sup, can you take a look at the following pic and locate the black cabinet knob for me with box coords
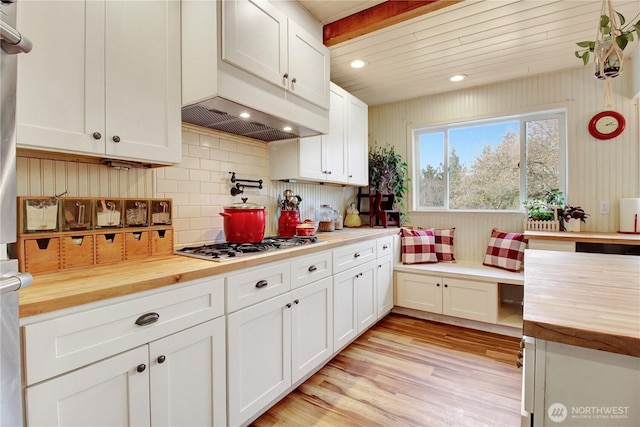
[286,303,292,308]
[112,135,121,143]
[157,355,166,364]
[294,299,299,304]
[92,132,102,140]
[136,364,146,373]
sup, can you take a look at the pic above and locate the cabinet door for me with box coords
[333,268,357,352]
[376,254,394,318]
[324,86,348,183]
[291,277,333,383]
[287,19,330,109]
[299,135,327,181]
[346,94,369,186]
[25,346,149,427]
[356,261,377,333]
[104,0,181,164]
[442,278,498,323]
[395,272,443,313]
[149,317,226,427]
[227,293,292,426]
[17,0,105,155]
[222,0,287,88]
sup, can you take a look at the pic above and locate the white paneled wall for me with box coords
[370,64,640,236]
[16,158,153,198]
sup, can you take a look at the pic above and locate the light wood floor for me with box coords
[252,313,522,427]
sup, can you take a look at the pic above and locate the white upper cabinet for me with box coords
[222,0,329,109]
[269,82,368,186]
[222,0,288,86]
[16,0,181,165]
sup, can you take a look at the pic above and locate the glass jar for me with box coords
[317,204,336,232]
[333,208,343,230]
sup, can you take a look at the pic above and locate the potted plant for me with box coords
[523,189,565,231]
[368,143,410,223]
[561,205,589,232]
[574,7,640,78]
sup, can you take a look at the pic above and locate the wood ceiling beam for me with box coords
[323,0,464,47]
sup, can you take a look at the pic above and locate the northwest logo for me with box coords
[548,403,568,423]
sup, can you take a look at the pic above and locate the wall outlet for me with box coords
[599,201,610,214]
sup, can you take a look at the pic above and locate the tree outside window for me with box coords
[413,111,565,211]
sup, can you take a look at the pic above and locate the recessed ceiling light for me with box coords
[350,59,368,69]
[283,126,292,132]
[239,112,250,118]
[450,74,467,82]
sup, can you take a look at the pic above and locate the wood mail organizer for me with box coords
[14,197,173,274]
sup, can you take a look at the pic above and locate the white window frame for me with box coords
[410,109,567,212]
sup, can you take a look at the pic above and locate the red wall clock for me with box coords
[588,110,626,140]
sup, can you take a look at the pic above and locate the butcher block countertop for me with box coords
[525,230,640,244]
[523,250,640,357]
[19,227,399,318]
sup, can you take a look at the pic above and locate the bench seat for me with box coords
[394,261,524,285]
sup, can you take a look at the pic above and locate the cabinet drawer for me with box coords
[226,261,291,313]
[332,240,376,274]
[376,236,394,258]
[22,277,224,386]
[290,250,332,289]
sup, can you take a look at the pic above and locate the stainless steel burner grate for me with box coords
[176,236,319,261]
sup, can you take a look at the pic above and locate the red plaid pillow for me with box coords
[483,229,527,272]
[401,228,437,264]
[434,228,456,262]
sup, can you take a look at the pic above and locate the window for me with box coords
[412,111,566,211]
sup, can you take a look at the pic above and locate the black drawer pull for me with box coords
[294,299,299,304]
[308,265,317,272]
[256,280,268,288]
[354,253,360,258]
[286,303,292,308]
[382,244,389,250]
[135,312,159,326]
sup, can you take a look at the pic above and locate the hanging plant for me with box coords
[574,3,640,79]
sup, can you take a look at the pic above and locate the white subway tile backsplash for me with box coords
[188,144,210,159]
[156,179,178,193]
[164,167,190,181]
[199,134,220,149]
[189,169,211,182]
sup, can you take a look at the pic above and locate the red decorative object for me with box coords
[588,110,626,140]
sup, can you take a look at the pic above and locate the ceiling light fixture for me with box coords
[350,59,368,69]
[450,74,467,82]
[239,112,250,118]
[283,126,292,132]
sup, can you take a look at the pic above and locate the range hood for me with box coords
[182,97,321,143]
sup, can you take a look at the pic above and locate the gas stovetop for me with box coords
[175,236,320,262]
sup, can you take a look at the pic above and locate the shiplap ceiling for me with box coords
[297,0,640,106]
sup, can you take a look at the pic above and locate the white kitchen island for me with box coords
[521,250,640,427]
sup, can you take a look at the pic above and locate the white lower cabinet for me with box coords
[333,260,377,352]
[396,272,498,323]
[376,254,394,319]
[227,277,333,426]
[22,278,226,427]
[25,317,226,427]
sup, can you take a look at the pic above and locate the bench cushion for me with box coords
[394,260,524,286]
